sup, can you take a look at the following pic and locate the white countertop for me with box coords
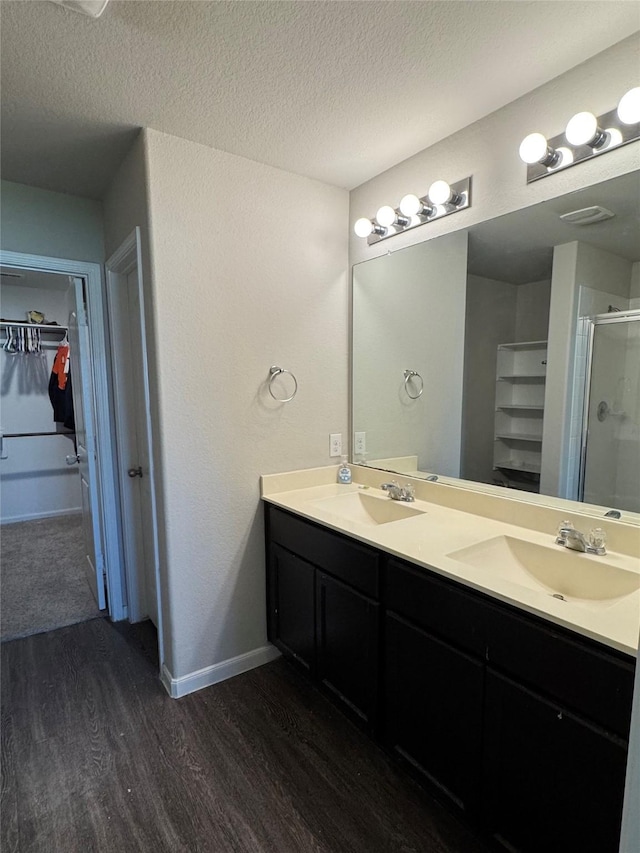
[262,471,640,658]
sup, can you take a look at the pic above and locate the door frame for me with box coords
[578,308,640,503]
[105,229,163,651]
[0,249,127,620]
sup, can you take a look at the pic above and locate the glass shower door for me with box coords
[580,311,640,513]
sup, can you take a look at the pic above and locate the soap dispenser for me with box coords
[337,456,352,484]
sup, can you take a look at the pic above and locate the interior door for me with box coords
[68,277,106,610]
[107,241,158,624]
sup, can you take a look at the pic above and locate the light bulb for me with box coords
[555,147,574,167]
[519,132,550,164]
[565,112,600,146]
[399,194,422,217]
[427,180,454,206]
[376,205,397,227]
[604,128,623,147]
[617,87,640,125]
[354,218,373,238]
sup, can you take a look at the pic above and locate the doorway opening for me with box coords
[0,268,104,639]
[0,247,162,668]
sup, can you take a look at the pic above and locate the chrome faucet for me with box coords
[556,521,607,556]
[381,481,415,502]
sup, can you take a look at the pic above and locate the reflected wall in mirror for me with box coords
[352,171,640,515]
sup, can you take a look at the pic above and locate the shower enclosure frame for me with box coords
[578,308,640,505]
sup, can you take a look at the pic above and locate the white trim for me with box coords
[0,250,127,620]
[1,507,82,525]
[160,645,281,699]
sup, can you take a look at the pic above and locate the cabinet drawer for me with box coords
[386,557,487,657]
[268,506,379,598]
[486,605,635,739]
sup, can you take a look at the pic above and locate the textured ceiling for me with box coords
[1,0,639,199]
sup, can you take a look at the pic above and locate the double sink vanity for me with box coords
[261,464,639,853]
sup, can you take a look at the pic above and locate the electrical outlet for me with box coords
[354,431,366,456]
[329,433,342,457]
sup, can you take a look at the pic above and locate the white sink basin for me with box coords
[448,535,640,606]
[310,491,426,526]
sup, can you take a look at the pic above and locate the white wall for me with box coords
[461,274,516,484]
[0,282,81,522]
[353,232,468,475]
[350,35,639,267]
[142,128,349,681]
[0,180,104,262]
[515,279,552,342]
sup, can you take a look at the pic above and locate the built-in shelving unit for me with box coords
[493,340,547,488]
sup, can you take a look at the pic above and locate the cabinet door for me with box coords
[483,670,627,853]
[268,544,315,673]
[316,572,379,728]
[384,612,484,812]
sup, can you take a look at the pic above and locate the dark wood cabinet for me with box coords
[264,503,634,853]
[483,671,628,853]
[268,544,316,673]
[316,571,379,727]
[384,612,484,812]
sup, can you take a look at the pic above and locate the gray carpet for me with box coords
[1,514,103,642]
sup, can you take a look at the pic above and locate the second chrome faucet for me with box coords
[556,521,607,555]
[381,481,415,502]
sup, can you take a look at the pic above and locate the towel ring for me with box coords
[268,365,298,402]
[404,369,423,399]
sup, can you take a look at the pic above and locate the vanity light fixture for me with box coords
[354,176,472,245]
[520,86,640,183]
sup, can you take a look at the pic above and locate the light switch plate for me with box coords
[330,433,342,457]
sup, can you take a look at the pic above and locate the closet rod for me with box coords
[1,431,75,438]
[0,321,68,332]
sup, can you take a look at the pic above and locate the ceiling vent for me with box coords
[49,0,109,18]
[559,205,615,226]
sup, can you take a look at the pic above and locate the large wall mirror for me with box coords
[352,170,640,520]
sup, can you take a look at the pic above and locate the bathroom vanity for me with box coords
[262,468,639,853]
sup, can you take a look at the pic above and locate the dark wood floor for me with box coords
[1,618,492,853]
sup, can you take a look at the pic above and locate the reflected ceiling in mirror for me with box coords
[352,171,640,522]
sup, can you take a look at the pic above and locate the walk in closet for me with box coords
[0,268,102,641]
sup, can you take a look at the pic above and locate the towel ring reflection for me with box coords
[404,369,423,399]
[268,365,298,402]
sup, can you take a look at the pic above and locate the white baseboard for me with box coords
[160,643,281,699]
[1,507,82,525]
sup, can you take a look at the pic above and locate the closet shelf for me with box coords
[495,433,543,443]
[1,320,68,334]
[495,461,542,475]
[496,405,544,412]
[497,340,547,351]
[494,339,548,492]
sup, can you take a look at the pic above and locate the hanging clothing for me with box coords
[48,343,75,430]
[51,343,70,390]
